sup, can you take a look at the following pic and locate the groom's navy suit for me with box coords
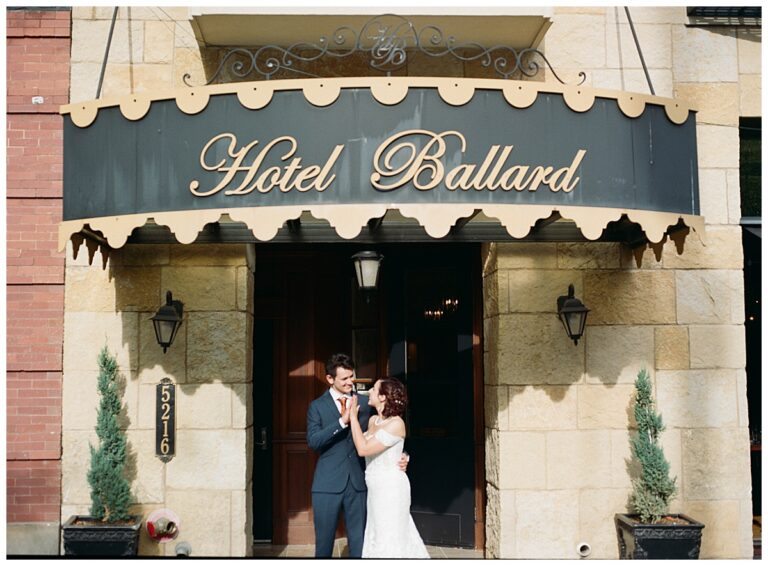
[307,390,371,558]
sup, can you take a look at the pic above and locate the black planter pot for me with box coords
[615,513,705,559]
[62,515,142,557]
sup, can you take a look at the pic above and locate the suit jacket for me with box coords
[307,391,371,493]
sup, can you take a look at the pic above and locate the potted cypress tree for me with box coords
[61,346,142,556]
[615,368,704,559]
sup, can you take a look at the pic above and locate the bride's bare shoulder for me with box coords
[383,416,406,437]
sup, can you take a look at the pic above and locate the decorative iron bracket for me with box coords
[185,13,585,86]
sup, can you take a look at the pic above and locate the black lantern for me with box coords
[557,284,589,346]
[351,251,383,291]
[151,291,184,353]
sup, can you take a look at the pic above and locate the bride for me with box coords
[349,378,430,559]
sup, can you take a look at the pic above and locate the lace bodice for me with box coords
[364,428,404,474]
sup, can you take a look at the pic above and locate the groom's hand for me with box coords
[397,451,409,472]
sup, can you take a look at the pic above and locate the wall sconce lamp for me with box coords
[151,291,184,353]
[556,284,589,346]
[351,251,384,297]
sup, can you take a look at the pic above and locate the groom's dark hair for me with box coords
[326,352,354,377]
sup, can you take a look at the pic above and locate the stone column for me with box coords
[61,244,254,557]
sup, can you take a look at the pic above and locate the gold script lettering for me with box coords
[371,130,466,191]
[189,133,344,197]
[371,129,586,194]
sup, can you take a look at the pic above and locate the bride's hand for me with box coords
[349,394,360,420]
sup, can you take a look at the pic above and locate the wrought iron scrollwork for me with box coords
[184,13,586,86]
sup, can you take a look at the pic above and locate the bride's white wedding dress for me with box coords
[362,427,430,559]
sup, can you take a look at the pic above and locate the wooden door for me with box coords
[253,245,483,547]
[253,250,350,544]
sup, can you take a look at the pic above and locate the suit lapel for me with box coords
[323,390,340,421]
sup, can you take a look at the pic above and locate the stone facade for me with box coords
[60,244,254,557]
[60,5,756,559]
[483,8,755,558]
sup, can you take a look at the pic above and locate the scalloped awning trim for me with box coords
[59,204,705,257]
[61,77,695,128]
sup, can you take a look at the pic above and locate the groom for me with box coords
[306,353,370,558]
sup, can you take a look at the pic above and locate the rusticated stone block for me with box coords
[166,430,247,490]
[677,270,744,324]
[681,427,751,500]
[498,314,585,385]
[579,488,632,558]
[739,74,761,116]
[696,168,729,225]
[237,267,254,314]
[230,490,252,557]
[606,23,672,69]
[610,429,635,489]
[546,430,612,489]
[132,63,174,93]
[63,369,138,432]
[162,266,238,311]
[174,383,234,429]
[673,25,738,82]
[481,243,497,277]
[696,124,740,169]
[545,14,607,70]
[656,370,739,429]
[169,244,248,266]
[514,489,580,558]
[65,265,161,312]
[736,369,749,428]
[498,432,546,489]
[654,326,689,370]
[586,325,654,384]
[63,312,139,372]
[166,490,232,556]
[496,242,557,269]
[109,244,170,266]
[498,489,517,558]
[231,383,253,429]
[485,428,499,489]
[506,270,582,313]
[143,20,174,64]
[578,384,635,429]
[683,499,753,559]
[674,83,739,127]
[584,271,676,325]
[124,430,165,504]
[187,312,248,383]
[60,431,98,505]
[557,243,620,270]
[484,385,508,430]
[726,169,742,225]
[507,385,577,430]
[662,225,743,269]
[737,30,761,74]
[483,270,500,317]
[485,483,500,558]
[689,325,746,369]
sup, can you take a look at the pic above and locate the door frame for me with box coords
[251,243,486,548]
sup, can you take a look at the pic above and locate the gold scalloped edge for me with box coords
[62,77,696,128]
[59,204,706,263]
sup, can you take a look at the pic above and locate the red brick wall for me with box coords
[6,8,70,524]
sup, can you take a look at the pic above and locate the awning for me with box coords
[59,77,704,264]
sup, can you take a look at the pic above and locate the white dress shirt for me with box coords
[329,388,352,429]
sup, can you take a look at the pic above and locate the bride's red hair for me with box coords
[377,378,408,418]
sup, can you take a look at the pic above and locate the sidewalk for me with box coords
[252,539,483,558]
